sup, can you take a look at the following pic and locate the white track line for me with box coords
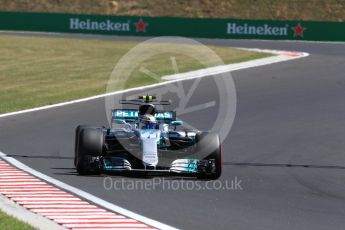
[0,182,46,185]
[0,155,177,230]
[0,177,35,180]
[0,179,42,182]
[0,193,64,230]
[0,49,308,120]
[17,201,89,205]
[9,194,75,197]
[64,223,150,228]
[55,219,138,223]
[162,50,308,81]
[13,198,82,201]
[3,30,345,44]
[71,229,154,230]
[0,48,309,230]
[31,209,108,213]
[48,215,125,219]
[0,173,30,175]
[42,213,119,217]
[2,192,67,195]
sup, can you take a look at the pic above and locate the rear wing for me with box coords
[112,109,176,123]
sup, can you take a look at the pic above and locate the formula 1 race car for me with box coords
[74,95,222,179]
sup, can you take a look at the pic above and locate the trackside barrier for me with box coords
[0,12,344,41]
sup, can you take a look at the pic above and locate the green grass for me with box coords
[0,35,271,113]
[0,210,37,230]
[1,0,344,21]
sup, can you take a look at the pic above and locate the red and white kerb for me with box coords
[0,159,156,230]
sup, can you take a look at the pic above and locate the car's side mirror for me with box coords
[170,120,183,127]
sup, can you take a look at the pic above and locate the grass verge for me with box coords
[0,210,37,230]
[0,0,344,22]
[0,35,272,113]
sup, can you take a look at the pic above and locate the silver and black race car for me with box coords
[74,95,222,179]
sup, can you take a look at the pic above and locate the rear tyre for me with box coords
[195,132,222,180]
[75,127,104,175]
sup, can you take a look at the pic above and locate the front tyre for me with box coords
[74,125,93,167]
[195,132,222,180]
[75,127,104,175]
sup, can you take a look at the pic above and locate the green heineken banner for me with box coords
[0,11,345,41]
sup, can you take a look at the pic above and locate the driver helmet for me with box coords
[141,114,157,129]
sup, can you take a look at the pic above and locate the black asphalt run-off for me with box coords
[1,34,345,230]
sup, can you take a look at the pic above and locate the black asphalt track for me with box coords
[0,34,345,230]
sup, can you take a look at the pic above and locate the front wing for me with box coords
[102,157,216,175]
